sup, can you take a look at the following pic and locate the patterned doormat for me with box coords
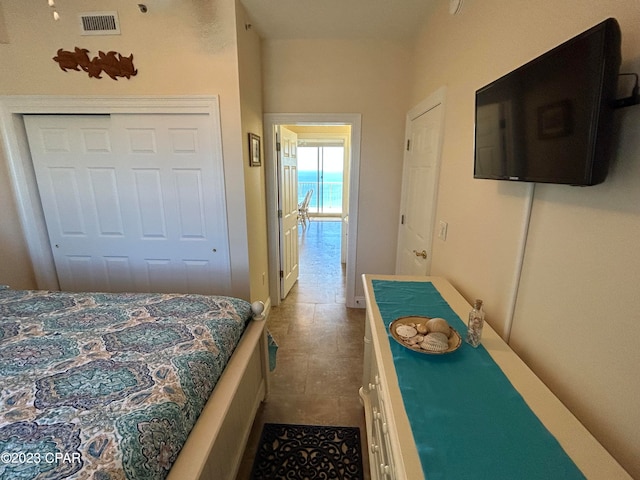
[250,423,364,480]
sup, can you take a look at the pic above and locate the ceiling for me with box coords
[239,0,439,41]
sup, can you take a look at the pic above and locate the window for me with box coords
[298,141,344,216]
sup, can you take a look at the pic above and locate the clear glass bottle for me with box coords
[465,299,484,347]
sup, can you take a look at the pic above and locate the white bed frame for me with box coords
[167,303,269,480]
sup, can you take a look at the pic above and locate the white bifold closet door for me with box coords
[24,114,231,295]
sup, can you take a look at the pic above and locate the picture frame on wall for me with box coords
[249,133,261,167]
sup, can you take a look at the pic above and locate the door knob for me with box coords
[413,249,427,259]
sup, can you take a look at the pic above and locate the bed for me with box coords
[0,285,269,480]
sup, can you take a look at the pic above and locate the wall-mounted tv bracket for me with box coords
[613,73,640,108]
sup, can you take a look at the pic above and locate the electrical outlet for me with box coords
[438,221,448,241]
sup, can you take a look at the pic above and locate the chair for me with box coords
[298,189,313,228]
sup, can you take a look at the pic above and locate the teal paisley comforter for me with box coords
[0,286,252,480]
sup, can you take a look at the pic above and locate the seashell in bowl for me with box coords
[420,332,449,352]
[396,324,417,339]
[416,323,429,335]
[425,317,451,337]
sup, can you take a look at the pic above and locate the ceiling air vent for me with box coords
[79,12,120,36]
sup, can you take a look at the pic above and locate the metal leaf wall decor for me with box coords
[53,47,137,80]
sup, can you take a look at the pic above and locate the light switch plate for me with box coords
[438,221,448,241]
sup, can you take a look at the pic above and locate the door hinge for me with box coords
[406,139,411,151]
[280,270,284,278]
[278,209,283,218]
[276,142,281,152]
[401,214,405,225]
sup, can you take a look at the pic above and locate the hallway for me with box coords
[237,220,369,479]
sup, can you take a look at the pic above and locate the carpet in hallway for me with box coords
[250,423,363,480]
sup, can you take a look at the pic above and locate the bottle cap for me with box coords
[474,299,483,308]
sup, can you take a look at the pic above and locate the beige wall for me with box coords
[0,2,8,44]
[0,0,254,299]
[236,0,270,304]
[262,38,412,297]
[0,138,36,289]
[285,125,351,136]
[410,1,640,476]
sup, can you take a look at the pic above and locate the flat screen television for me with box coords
[474,18,621,186]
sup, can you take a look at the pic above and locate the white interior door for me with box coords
[24,113,231,294]
[396,102,444,275]
[277,126,299,298]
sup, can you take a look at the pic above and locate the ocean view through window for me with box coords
[298,145,344,215]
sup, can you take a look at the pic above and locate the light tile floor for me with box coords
[236,220,370,479]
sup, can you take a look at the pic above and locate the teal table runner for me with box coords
[371,280,585,480]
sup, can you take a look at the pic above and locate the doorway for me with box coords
[264,114,361,308]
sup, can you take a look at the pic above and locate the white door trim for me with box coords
[264,113,362,308]
[0,95,227,291]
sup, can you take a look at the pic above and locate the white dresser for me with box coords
[359,274,630,480]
